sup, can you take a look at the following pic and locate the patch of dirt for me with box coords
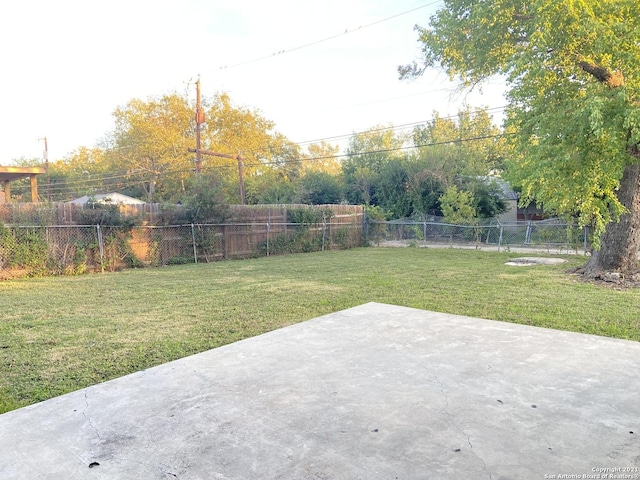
[505,257,568,266]
[568,267,640,289]
[0,268,31,280]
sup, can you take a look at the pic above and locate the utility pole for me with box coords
[190,79,246,204]
[237,154,245,206]
[195,78,205,174]
[188,148,246,204]
[39,136,50,202]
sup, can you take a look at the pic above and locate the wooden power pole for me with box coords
[187,148,246,204]
[191,79,246,204]
[195,79,205,174]
[38,136,50,202]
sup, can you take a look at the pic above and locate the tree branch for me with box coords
[578,60,624,88]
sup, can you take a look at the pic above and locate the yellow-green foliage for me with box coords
[404,0,640,247]
[440,186,476,225]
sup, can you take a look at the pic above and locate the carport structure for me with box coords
[0,166,45,203]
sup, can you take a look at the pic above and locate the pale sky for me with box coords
[0,0,506,164]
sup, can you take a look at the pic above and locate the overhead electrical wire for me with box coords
[190,0,503,161]
[45,129,512,198]
[48,104,508,190]
[217,1,442,71]
[245,132,514,169]
[19,0,509,201]
[44,105,509,196]
[315,86,456,114]
[254,105,508,153]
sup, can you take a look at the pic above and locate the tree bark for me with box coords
[578,61,625,88]
[577,59,635,278]
[584,163,640,277]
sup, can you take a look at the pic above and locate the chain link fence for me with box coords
[366,218,590,254]
[0,220,365,277]
[1,211,592,278]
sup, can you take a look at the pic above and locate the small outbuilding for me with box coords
[0,166,46,203]
[67,192,146,206]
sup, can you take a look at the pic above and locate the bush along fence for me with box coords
[366,217,591,253]
[0,206,365,277]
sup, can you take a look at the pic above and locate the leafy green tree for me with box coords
[346,165,376,206]
[342,127,408,205]
[405,107,506,219]
[95,91,299,205]
[50,148,115,200]
[201,94,304,201]
[244,169,295,204]
[440,186,476,225]
[295,171,344,205]
[401,0,640,276]
[413,107,507,184]
[181,172,229,223]
[109,93,193,203]
[301,142,342,175]
[264,134,304,182]
[375,159,413,218]
[404,161,446,218]
[456,177,508,219]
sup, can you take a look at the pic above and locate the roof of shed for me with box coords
[0,166,46,182]
[68,192,146,205]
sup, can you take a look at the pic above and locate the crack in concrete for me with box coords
[67,447,92,479]
[431,373,493,480]
[82,391,101,441]
[158,464,180,478]
[102,455,184,478]
[474,450,494,480]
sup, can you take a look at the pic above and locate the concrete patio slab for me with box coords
[1,302,639,480]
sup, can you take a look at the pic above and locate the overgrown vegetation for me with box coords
[25,95,508,229]
[0,222,50,275]
[0,205,364,277]
[401,0,640,276]
[180,172,231,224]
[261,206,336,254]
[2,247,638,414]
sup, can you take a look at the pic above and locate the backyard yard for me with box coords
[1,247,639,414]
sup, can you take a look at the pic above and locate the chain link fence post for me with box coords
[266,208,271,257]
[266,221,271,257]
[321,217,327,251]
[95,224,104,272]
[363,210,369,245]
[191,223,197,264]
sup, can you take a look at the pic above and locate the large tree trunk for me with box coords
[584,163,640,277]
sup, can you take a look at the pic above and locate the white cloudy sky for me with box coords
[0,0,506,163]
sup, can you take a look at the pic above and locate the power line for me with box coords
[45,106,508,197]
[246,132,513,169]
[264,105,508,150]
[216,2,441,71]
[316,87,455,114]
[46,130,510,198]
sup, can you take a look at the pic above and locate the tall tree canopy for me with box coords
[301,141,341,175]
[49,147,112,200]
[342,127,408,206]
[110,94,193,202]
[402,0,640,276]
[413,106,507,183]
[55,92,297,204]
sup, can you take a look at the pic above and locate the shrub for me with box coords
[0,223,49,275]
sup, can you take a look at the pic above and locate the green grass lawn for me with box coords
[1,247,639,414]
